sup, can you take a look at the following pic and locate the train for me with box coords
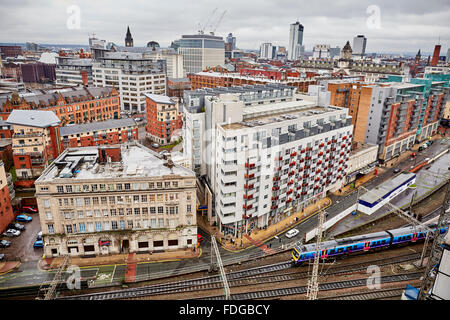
[292,224,449,265]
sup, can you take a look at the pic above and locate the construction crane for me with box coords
[210,235,230,299]
[209,10,227,35]
[197,8,218,35]
[306,206,326,300]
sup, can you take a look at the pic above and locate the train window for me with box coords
[329,249,335,254]
[381,240,385,244]
[353,245,357,249]
[407,235,411,240]
[337,248,343,253]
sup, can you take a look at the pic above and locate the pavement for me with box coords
[197,196,332,252]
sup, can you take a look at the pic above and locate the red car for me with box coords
[197,234,204,243]
[22,206,38,214]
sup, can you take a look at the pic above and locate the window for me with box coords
[103,221,110,231]
[109,196,115,204]
[86,210,92,217]
[79,223,85,233]
[142,207,148,215]
[76,198,83,206]
[134,208,140,215]
[133,195,140,203]
[66,225,73,234]
[77,211,83,218]
[92,197,99,205]
[102,209,108,217]
[187,205,192,213]
[150,207,156,214]
[45,212,52,220]
[43,199,51,208]
[112,221,118,230]
[48,224,54,234]
[110,209,116,216]
[84,198,91,206]
[65,186,72,193]
[141,195,147,203]
[116,184,122,191]
[158,218,164,228]
[57,186,64,193]
[95,222,102,232]
[127,220,133,229]
[101,197,107,205]
[91,185,98,192]
[158,206,164,214]
[124,183,130,190]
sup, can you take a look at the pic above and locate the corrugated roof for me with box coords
[59,118,137,136]
[6,109,60,128]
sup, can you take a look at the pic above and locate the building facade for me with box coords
[0,161,14,233]
[59,118,138,151]
[55,56,93,86]
[6,110,61,183]
[34,143,197,257]
[176,34,225,74]
[92,51,166,114]
[260,43,274,60]
[143,48,186,79]
[144,94,183,145]
[353,35,367,56]
[0,86,120,124]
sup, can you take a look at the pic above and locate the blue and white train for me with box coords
[292,224,448,265]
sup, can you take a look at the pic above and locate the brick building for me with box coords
[0,161,15,233]
[0,45,23,58]
[6,110,61,186]
[189,71,316,93]
[167,77,191,100]
[144,94,183,145]
[20,62,56,83]
[0,86,120,123]
[59,118,138,151]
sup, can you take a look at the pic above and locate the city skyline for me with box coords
[0,0,448,54]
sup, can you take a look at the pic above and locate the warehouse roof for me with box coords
[6,109,60,128]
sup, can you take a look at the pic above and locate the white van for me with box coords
[286,229,299,238]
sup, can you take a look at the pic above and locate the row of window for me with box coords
[50,180,189,193]
[48,216,191,234]
[47,205,188,220]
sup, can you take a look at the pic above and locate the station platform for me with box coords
[38,247,201,270]
[331,167,385,197]
[198,196,332,252]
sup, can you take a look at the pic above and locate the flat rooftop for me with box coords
[359,172,416,204]
[37,143,194,183]
[222,99,345,131]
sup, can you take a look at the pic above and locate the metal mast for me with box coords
[306,206,325,300]
[211,235,230,299]
[418,181,450,300]
[39,255,70,300]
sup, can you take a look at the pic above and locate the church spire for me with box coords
[125,26,133,47]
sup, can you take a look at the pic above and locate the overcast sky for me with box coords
[1,0,449,54]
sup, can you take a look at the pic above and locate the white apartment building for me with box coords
[183,84,352,236]
[92,52,166,114]
[353,35,367,56]
[143,48,186,79]
[34,142,197,257]
[260,43,274,60]
[176,34,225,74]
[288,21,304,61]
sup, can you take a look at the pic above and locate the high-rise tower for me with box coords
[288,21,304,60]
[125,26,133,47]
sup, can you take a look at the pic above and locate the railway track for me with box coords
[320,288,406,300]
[200,272,422,300]
[58,251,424,300]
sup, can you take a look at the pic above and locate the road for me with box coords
[0,139,448,291]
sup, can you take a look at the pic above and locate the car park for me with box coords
[33,240,44,248]
[16,214,32,222]
[2,229,20,237]
[8,223,25,231]
[286,229,299,238]
[22,206,38,214]
[0,240,11,248]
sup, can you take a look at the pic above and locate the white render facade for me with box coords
[215,104,353,236]
[92,52,166,114]
[182,84,352,237]
[34,143,197,258]
[143,48,186,79]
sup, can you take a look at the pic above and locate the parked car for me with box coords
[0,240,11,248]
[152,143,159,148]
[286,229,299,238]
[393,168,401,173]
[36,231,42,241]
[426,140,433,146]
[0,253,4,261]
[2,229,20,237]
[33,240,44,248]
[15,214,32,222]
[8,223,25,231]
[22,206,38,214]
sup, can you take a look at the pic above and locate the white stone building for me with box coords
[34,142,197,257]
